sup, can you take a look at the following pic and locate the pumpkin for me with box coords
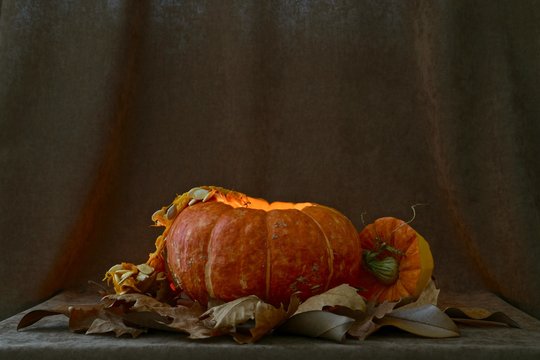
[357,217,434,303]
[106,186,362,306]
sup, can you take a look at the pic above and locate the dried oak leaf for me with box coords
[85,307,146,338]
[105,292,215,338]
[234,295,300,344]
[68,305,106,333]
[203,294,300,343]
[161,303,216,339]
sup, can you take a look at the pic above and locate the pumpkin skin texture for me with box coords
[357,217,434,303]
[164,187,361,306]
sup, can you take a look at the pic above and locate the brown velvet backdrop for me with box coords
[1,0,539,321]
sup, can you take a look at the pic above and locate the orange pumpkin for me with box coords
[357,217,434,303]
[110,186,362,306]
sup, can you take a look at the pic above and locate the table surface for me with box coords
[1,290,539,360]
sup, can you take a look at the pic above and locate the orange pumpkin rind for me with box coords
[104,186,362,306]
[357,217,434,303]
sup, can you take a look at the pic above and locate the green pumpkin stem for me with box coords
[363,248,400,285]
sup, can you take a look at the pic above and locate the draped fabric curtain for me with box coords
[1,0,539,320]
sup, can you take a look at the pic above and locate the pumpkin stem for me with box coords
[390,203,427,234]
[363,250,400,285]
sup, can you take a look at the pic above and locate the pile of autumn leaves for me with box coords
[17,280,518,343]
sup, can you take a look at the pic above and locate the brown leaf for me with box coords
[399,279,439,310]
[234,295,300,344]
[376,305,460,338]
[160,303,216,339]
[85,309,145,338]
[68,305,105,332]
[106,292,215,338]
[17,309,68,331]
[203,295,260,329]
[121,311,173,332]
[295,284,366,315]
[103,293,171,312]
[279,310,355,343]
[347,300,398,340]
[443,307,520,328]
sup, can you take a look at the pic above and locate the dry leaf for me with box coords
[282,283,366,340]
[347,300,398,340]
[444,306,520,328]
[203,295,260,329]
[85,309,145,338]
[17,308,69,331]
[68,305,105,332]
[122,311,173,331]
[104,293,170,312]
[234,295,300,344]
[376,305,460,338]
[279,310,355,342]
[295,284,366,315]
[160,303,216,339]
[106,292,216,338]
[399,279,439,310]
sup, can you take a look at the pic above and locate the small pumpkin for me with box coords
[357,217,434,303]
[106,186,362,306]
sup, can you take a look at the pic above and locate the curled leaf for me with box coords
[279,310,355,342]
[347,300,398,340]
[203,295,260,329]
[399,279,439,310]
[376,305,460,338]
[295,284,366,315]
[17,309,68,331]
[444,307,520,328]
[234,300,289,343]
[202,294,300,343]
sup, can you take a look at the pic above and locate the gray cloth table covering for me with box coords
[1,290,539,360]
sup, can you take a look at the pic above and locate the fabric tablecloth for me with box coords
[2,289,539,360]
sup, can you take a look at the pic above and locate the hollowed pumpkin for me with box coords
[357,217,434,303]
[110,186,362,306]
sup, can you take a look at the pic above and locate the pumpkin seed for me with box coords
[203,189,217,202]
[136,273,149,282]
[152,209,165,222]
[118,271,134,285]
[188,188,209,200]
[107,264,123,273]
[188,198,199,206]
[136,263,154,275]
[166,204,177,220]
[156,272,167,281]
